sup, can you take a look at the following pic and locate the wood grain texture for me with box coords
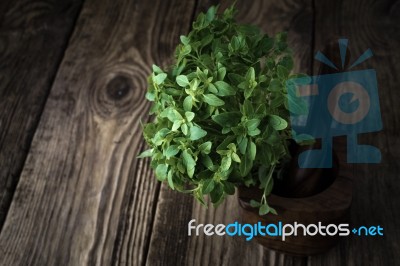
[0,0,195,265]
[145,184,195,266]
[0,0,83,229]
[308,0,400,265]
[185,194,265,266]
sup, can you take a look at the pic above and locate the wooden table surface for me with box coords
[0,0,399,265]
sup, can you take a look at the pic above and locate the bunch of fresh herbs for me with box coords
[139,5,298,215]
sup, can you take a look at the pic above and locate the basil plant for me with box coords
[139,5,296,215]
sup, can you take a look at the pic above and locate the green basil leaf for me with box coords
[190,126,207,140]
[269,207,278,215]
[223,181,235,195]
[268,79,281,92]
[155,164,168,181]
[221,127,231,134]
[202,179,215,194]
[201,34,214,47]
[180,35,190,45]
[270,94,284,109]
[231,152,241,163]
[221,156,232,171]
[145,91,155,101]
[280,56,294,70]
[227,143,236,152]
[218,67,227,80]
[244,85,255,99]
[152,64,164,74]
[181,123,188,135]
[165,88,183,96]
[260,37,274,52]
[203,94,225,106]
[293,133,315,145]
[248,140,256,161]
[269,115,288,130]
[137,149,153,158]
[201,154,214,170]
[287,94,308,115]
[161,107,183,122]
[245,67,255,82]
[211,112,241,127]
[259,144,272,165]
[154,73,167,85]
[185,111,195,122]
[182,150,196,178]
[217,135,235,151]
[176,75,189,87]
[277,65,289,79]
[199,141,212,154]
[194,190,206,206]
[181,44,192,56]
[245,119,260,131]
[210,183,224,204]
[250,199,261,208]
[167,170,175,190]
[165,145,179,158]
[239,152,253,177]
[242,100,254,116]
[214,81,235,96]
[259,204,270,215]
[208,83,218,94]
[238,137,248,155]
[248,128,261,136]
[205,5,217,22]
[265,178,274,196]
[172,120,182,131]
[227,73,244,86]
[183,96,193,111]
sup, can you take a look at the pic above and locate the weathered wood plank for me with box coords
[145,184,195,266]
[185,194,265,266]
[0,0,195,265]
[146,0,313,265]
[308,0,400,265]
[0,0,83,229]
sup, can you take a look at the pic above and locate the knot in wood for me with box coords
[89,64,146,119]
[106,75,132,101]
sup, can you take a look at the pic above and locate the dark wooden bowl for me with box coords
[238,173,352,256]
